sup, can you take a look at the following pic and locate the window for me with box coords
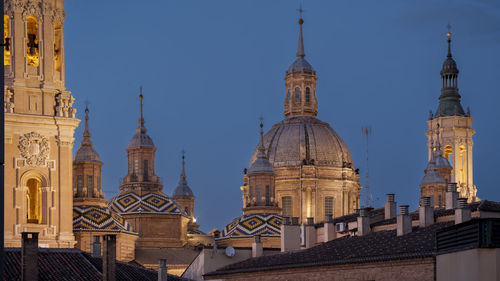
[256,186,261,205]
[286,89,290,103]
[185,207,190,216]
[87,176,94,197]
[97,176,101,193]
[305,87,311,103]
[27,178,41,224]
[143,159,149,181]
[324,196,334,217]
[54,21,62,71]
[77,175,83,197]
[4,15,10,65]
[265,185,270,205]
[294,87,300,103]
[438,195,442,208]
[134,159,139,175]
[249,186,254,200]
[282,196,292,217]
[26,16,39,66]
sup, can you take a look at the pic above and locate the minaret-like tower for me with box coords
[243,120,281,215]
[426,30,478,202]
[120,92,162,193]
[172,151,195,218]
[4,0,78,247]
[284,15,318,118]
[73,106,106,207]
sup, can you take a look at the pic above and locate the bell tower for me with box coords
[4,0,79,247]
[426,29,478,202]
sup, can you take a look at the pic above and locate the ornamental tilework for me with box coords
[109,192,186,216]
[73,206,135,233]
[221,213,283,238]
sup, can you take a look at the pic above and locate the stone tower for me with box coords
[426,31,478,202]
[3,0,78,247]
[72,106,106,207]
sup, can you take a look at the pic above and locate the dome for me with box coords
[250,117,354,169]
[441,57,458,74]
[109,191,187,216]
[73,205,136,234]
[173,182,194,197]
[219,213,282,239]
[248,157,274,174]
[421,169,446,185]
[434,155,452,169]
[74,146,101,162]
[286,57,315,75]
[128,132,154,147]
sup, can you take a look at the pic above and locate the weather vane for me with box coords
[297,2,305,19]
[84,98,90,110]
[446,23,452,38]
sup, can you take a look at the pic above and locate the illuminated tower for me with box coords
[426,30,478,202]
[3,0,79,247]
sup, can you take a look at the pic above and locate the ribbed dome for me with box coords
[74,146,101,162]
[250,117,353,168]
[421,168,446,185]
[441,57,458,75]
[286,57,315,75]
[128,132,154,147]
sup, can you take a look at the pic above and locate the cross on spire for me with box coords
[447,23,452,34]
[297,2,304,19]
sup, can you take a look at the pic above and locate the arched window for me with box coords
[249,186,254,201]
[294,87,300,103]
[87,176,94,197]
[77,175,83,197]
[324,196,334,217]
[54,21,62,71]
[143,159,149,181]
[256,185,261,205]
[4,14,10,65]
[27,178,41,224]
[282,196,292,217]
[185,207,190,216]
[26,16,39,67]
[305,88,311,103]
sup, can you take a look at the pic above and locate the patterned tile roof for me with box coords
[73,206,136,234]
[109,191,187,216]
[206,222,454,276]
[219,213,282,238]
[3,248,192,281]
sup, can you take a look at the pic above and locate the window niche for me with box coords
[294,87,301,103]
[4,14,11,66]
[26,16,40,67]
[54,21,62,71]
[26,178,42,224]
[305,87,311,103]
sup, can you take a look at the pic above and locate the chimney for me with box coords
[446,183,459,210]
[357,208,371,236]
[280,217,300,252]
[384,194,396,220]
[103,234,116,281]
[419,197,434,228]
[304,217,316,249]
[158,259,168,281]
[323,214,335,242]
[455,198,471,224]
[92,236,101,258]
[397,205,412,236]
[252,235,263,258]
[21,232,39,281]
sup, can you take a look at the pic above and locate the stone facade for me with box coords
[4,0,79,248]
[206,258,435,281]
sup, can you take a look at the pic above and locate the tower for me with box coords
[172,151,195,218]
[243,120,280,215]
[73,106,106,207]
[4,0,79,247]
[72,106,138,261]
[426,30,478,202]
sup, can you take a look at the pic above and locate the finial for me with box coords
[435,123,442,150]
[137,86,146,134]
[180,149,186,181]
[446,24,452,58]
[296,3,305,58]
[257,116,267,158]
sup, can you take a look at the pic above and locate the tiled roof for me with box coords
[109,191,187,216]
[73,205,136,234]
[219,213,282,239]
[4,248,193,281]
[206,221,453,276]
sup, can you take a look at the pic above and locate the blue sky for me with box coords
[64,0,500,232]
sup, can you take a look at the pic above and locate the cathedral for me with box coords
[2,0,487,279]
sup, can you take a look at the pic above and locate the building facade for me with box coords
[4,0,79,248]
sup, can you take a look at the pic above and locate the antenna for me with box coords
[361,126,373,207]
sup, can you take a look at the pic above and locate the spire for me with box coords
[173,150,194,197]
[257,116,266,158]
[137,86,147,134]
[446,24,452,58]
[248,118,274,174]
[82,102,91,146]
[296,5,305,58]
